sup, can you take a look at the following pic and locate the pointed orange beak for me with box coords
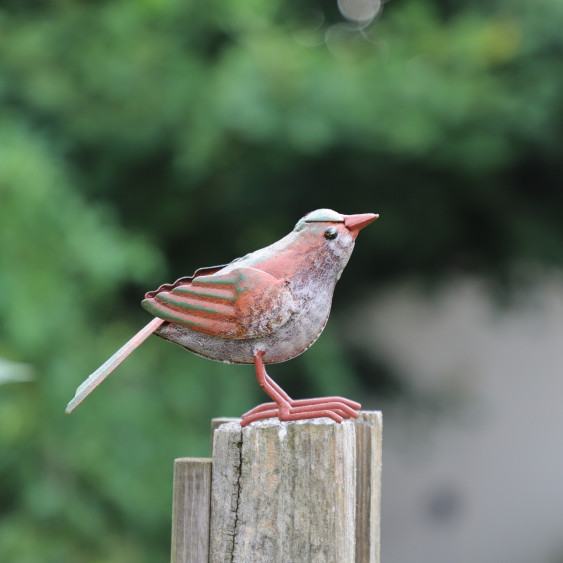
[343,213,379,239]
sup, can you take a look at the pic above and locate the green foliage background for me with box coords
[1,0,562,560]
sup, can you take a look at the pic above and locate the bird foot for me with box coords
[240,396,361,427]
[242,350,361,427]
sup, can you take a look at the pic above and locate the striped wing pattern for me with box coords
[144,264,228,299]
[141,267,294,339]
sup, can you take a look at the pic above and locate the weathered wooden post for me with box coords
[170,411,382,563]
[171,458,212,563]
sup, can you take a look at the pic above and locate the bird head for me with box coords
[292,209,378,281]
[296,209,378,237]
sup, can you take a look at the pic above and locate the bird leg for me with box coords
[240,350,361,427]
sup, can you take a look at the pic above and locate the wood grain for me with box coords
[355,411,383,562]
[171,457,212,563]
[209,418,357,562]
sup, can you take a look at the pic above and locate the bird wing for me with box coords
[141,267,294,339]
[144,264,229,299]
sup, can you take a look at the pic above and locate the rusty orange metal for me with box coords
[66,209,378,425]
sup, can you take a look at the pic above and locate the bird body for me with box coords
[66,209,378,424]
[144,210,360,365]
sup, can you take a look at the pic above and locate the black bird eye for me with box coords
[324,226,338,240]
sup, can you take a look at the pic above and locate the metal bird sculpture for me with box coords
[66,209,378,426]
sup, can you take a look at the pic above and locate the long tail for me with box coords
[65,317,164,414]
